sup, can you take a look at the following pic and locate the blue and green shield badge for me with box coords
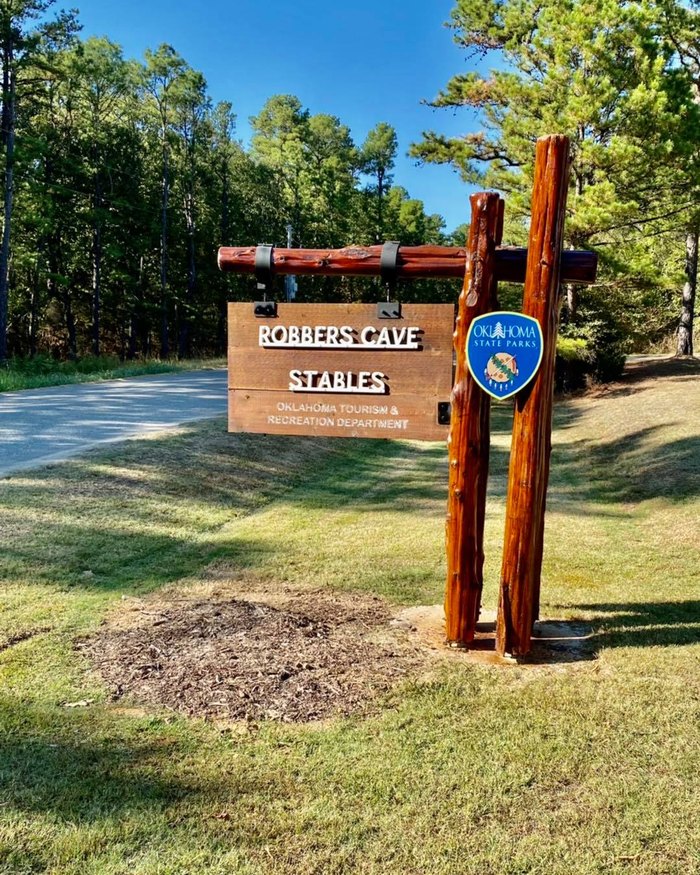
[466,312,544,401]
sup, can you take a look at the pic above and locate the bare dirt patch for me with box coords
[86,586,429,723]
[393,605,594,667]
[86,581,595,724]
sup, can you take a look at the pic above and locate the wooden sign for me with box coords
[220,136,596,656]
[228,302,454,441]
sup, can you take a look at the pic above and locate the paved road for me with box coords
[0,369,228,477]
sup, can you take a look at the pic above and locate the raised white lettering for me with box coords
[288,369,388,394]
[371,371,385,390]
[259,323,422,349]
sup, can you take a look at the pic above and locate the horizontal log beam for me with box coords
[217,244,597,285]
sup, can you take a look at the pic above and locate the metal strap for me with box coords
[254,244,274,288]
[380,241,401,288]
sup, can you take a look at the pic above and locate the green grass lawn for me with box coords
[0,355,225,393]
[1,358,699,874]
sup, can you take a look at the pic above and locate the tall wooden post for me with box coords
[496,135,570,657]
[445,192,503,647]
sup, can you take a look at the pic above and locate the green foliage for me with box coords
[556,336,590,362]
[247,99,449,304]
[412,0,700,366]
[1,35,447,361]
[358,121,398,241]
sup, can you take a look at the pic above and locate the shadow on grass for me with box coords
[3,419,693,598]
[548,429,700,506]
[579,600,700,650]
[525,599,700,663]
[1,360,697,603]
[0,426,332,594]
[274,378,698,515]
[0,733,194,824]
[597,356,700,399]
[292,438,450,512]
[293,421,699,515]
[0,704,244,866]
[0,522,276,594]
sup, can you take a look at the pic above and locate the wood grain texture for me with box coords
[218,245,597,285]
[228,303,454,442]
[228,303,452,392]
[496,135,571,657]
[229,390,448,441]
[444,193,502,647]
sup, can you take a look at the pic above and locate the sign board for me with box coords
[466,311,544,401]
[228,302,454,440]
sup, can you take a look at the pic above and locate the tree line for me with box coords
[1,0,698,376]
[0,2,447,364]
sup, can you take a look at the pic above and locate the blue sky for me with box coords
[70,0,480,234]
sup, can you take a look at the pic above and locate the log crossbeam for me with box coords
[218,244,597,286]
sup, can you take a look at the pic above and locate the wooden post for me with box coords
[496,135,570,657]
[445,193,502,647]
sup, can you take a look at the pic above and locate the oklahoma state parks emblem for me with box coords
[466,312,544,400]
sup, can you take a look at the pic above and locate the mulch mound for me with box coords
[86,588,427,723]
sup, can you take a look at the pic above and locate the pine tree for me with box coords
[0,0,78,361]
[411,0,700,373]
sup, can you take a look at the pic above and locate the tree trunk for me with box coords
[217,163,230,352]
[29,265,39,357]
[47,228,76,361]
[160,137,170,358]
[127,253,149,360]
[62,287,77,360]
[91,170,103,357]
[216,294,227,353]
[178,189,196,358]
[376,167,384,243]
[564,172,585,322]
[677,227,698,357]
[220,163,230,243]
[126,256,141,361]
[0,51,16,363]
[126,316,137,360]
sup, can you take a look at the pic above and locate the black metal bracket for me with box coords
[254,301,277,318]
[380,241,400,288]
[437,401,451,425]
[377,301,402,319]
[254,244,274,292]
[379,241,401,316]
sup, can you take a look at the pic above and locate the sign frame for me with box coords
[228,302,455,442]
